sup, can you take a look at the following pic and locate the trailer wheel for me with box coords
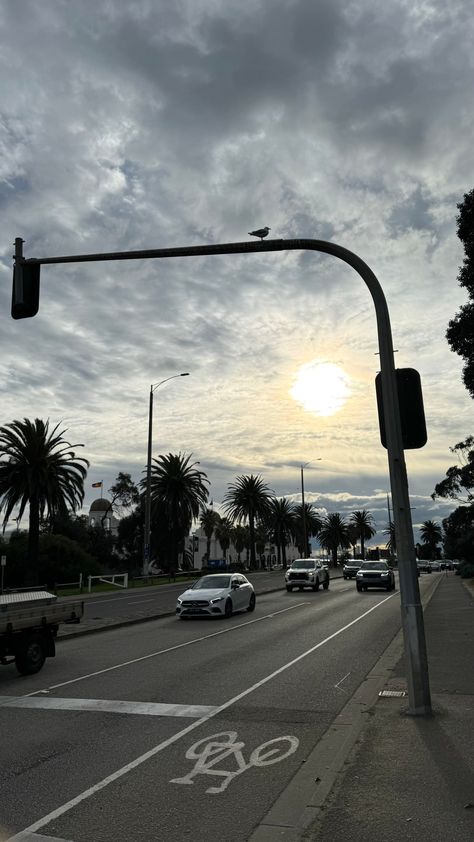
[15,633,47,675]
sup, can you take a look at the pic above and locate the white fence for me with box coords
[87,572,128,593]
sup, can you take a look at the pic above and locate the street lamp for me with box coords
[301,460,322,557]
[143,372,189,575]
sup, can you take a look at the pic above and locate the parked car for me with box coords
[343,560,361,579]
[176,573,255,619]
[356,561,395,592]
[428,560,441,572]
[285,558,330,592]
[417,560,432,573]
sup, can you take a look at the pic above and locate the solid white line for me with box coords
[6,593,396,841]
[42,603,307,692]
[0,697,217,718]
[6,833,73,841]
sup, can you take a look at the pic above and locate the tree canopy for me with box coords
[446,189,474,396]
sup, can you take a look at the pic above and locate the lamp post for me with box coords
[143,372,189,575]
[301,460,322,557]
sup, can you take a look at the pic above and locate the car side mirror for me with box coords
[231,582,240,589]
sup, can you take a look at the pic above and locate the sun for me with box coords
[290,361,351,417]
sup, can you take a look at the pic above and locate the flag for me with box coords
[92,481,103,488]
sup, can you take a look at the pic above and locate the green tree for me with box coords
[200,506,221,565]
[146,453,209,571]
[222,474,273,569]
[266,497,296,566]
[432,437,474,505]
[349,510,376,560]
[215,516,233,562]
[293,503,322,556]
[0,419,89,584]
[446,189,474,396]
[442,506,474,564]
[232,524,249,564]
[419,520,443,561]
[318,513,350,567]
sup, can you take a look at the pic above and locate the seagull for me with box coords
[248,226,271,240]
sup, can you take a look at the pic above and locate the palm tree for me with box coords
[146,453,209,571]
[266,498,296,567]
[318,513,350,567]
[0,418,89,584]
[293,503,322,556]
[347,524,360,559]
[222,474,273,569]
[383,522,396,557]
[215,516,233,562]
[200,506,220,565]
[232,524,249,564]
[420,520,443,560]
[349,510,376,560]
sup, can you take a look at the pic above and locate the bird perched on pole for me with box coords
[248,226,271,240]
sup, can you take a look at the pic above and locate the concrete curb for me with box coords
[248,574,443,842]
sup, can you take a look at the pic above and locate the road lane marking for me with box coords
[5,833,73,841]
[0,697,217,718]
[5,592,396,841]
[334,671,351,692]
[171,731,299,794]
[41,603,308,692]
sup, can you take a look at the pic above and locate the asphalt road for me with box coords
[77,571,287,624]
[0,571,434,842]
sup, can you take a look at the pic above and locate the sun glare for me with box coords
[290,361,351,417]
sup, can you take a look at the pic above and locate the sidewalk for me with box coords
[305,574,474,841]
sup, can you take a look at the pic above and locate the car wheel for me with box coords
[247,593,256,612]
[286,585,293,592]
[343,575,347,580]
[363,586,367,592]
[224,598,233,619]
[15,633,47,675]
[298,586,304,591]
[323,579,329,590]
[312,578,320,592]
[386,584,391,591]
[356,584,362,591]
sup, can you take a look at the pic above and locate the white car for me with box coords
[176,573,256,619]
[285,558,330,592]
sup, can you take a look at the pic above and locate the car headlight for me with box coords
[176,598,182,605]
[381,572,388,577]
[356,571,363,577]
[210,596,225,603]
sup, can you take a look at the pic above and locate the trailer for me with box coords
[0,591,84,675]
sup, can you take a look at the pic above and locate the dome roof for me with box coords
[90,498,112,512]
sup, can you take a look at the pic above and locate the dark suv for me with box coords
[356,561,395,592]
[343,560,361,579]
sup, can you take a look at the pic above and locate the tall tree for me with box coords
[446,189,474,397]
[200,506,221,564]
[146,453,209,570]
[349,510,376,560]
[419,520,443,561]
[432,437,474,505]
[0,418,89,584]
[215,516,233,562]
[293,503,322,556]
[318,513,350,567]
[232,524,249,564]
[266,497,296,566]
[222,474,273,569]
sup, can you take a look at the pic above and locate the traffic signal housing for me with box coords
[11,262,40,319]
[376,368,427,450]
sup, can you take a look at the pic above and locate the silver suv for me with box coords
[285,558,330,592]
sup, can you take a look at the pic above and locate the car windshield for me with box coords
[192,575,231,590]
[291,560,315,570]
[360,562,388,570]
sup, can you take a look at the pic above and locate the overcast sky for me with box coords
[1,0,473,546]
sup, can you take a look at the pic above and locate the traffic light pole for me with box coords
[12,236,432,714]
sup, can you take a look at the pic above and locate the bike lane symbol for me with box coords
[170,730,299,794]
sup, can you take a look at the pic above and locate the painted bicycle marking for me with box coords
[170,730,299,794]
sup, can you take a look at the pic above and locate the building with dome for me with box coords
[88,498,119,535]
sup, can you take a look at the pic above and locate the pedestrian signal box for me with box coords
[376,368,427,450]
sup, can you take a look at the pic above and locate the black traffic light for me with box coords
[11,262,40,319]
[376,368,427,450]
